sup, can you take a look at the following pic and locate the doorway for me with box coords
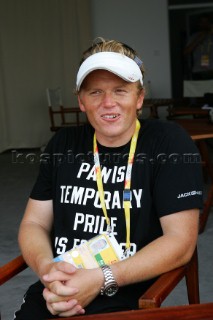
[168,1,213,98]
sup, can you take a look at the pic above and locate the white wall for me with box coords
[0,0,171,152]
[0,0,92,152]
[91,0,171,99]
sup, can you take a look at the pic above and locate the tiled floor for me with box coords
[0,149,213,320]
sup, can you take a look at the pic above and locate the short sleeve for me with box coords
[152,122,203,217]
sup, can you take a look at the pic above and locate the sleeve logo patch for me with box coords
[177,190,202,199]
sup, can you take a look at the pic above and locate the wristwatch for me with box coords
[100,265,119,297]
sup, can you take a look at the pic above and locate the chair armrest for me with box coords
[0,255,27,285]
[138,265,187,309]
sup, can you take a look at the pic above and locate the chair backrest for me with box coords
[45,87,87,131]
[46,87,63,109]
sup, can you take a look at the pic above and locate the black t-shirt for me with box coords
[30,119,203,313]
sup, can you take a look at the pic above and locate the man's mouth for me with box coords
[101,114,119,119]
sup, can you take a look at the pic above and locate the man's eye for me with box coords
[116,89,127,93]
[90,90,101,95]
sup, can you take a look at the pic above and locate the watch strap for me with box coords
[100,265,118,296]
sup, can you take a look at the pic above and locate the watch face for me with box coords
[105,284,118,297]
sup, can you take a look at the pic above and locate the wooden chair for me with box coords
[139,246,199,308]
[166,97,209,120]
[167,107,209,120]
[46,87,87,131]
[143,97,210,120]
[0,247,200,310]
[143,98,175,119]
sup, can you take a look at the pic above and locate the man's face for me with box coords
[78,70,144,147]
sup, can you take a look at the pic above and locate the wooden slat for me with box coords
[0,255,27,285]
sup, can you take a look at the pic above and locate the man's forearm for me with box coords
[111,234,190,287]
[18,222,54,279]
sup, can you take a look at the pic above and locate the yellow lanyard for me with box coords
[93,119,141,252]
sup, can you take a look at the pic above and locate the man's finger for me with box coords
[59,304,85,317]
[46,299,80,316]
[43,270,75,283]
[44,282,79,298]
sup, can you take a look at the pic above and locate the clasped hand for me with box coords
[42,261,102,317]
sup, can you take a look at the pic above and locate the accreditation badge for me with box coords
[54,233,126,268]
[201,54,210,67]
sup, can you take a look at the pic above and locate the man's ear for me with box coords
[136,91,145,111]
[78,95,86,112]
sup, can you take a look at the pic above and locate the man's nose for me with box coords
[102,92,116,107]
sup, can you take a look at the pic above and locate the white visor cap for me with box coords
[76,52,143,91]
